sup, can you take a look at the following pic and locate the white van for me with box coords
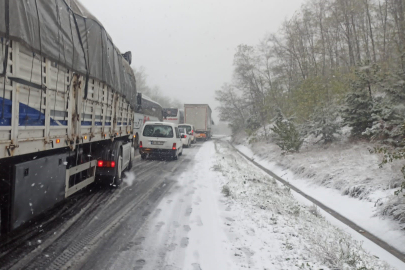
[139,122,184,160]
[178,124,196,144]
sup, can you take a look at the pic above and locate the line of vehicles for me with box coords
[0,0,213,234]
[139,104,213,160]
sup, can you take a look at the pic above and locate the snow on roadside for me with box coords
[213,140,393,270]
[234,141,405,256]
[233,129,405,226]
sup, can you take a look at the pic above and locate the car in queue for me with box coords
[179,127,191,148]
[178,124,196,144]
[139,122,184,160]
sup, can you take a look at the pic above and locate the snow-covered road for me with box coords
[1,139,400,269]
[100,140,395,270]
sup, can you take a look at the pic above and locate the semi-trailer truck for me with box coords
[184,104,213,140]
[0,0,138,233]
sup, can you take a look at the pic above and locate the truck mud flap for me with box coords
[11,154,68,230]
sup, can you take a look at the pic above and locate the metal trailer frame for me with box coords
[0,41,133,159]
[0,0,137,234]
[0,39,135,234]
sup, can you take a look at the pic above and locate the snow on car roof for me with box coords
[145,121,177,127]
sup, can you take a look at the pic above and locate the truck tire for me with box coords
[114,148,123,186]
[127,146,135,170]
[134,133,139,149]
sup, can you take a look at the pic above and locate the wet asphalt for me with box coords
[0,142,203,270]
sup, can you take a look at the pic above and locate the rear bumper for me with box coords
[195,133,207,139]
[139,148,176,156]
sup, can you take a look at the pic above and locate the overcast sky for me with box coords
[83,0,304,121]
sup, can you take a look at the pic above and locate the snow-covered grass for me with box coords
[233,126,405,226]
[213,140,393,269]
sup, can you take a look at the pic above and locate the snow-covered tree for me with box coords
[341,90,373,138]
[341,64,381,138]
[306,105,341,144]
[271,112,303,152]
[362,70,405,145]
[363,100,404,146]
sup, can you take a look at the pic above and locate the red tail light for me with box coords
[139,141,143,148]
[184,135,187,138]
[97,160,115,168]
[191,130,194,135]
[172,143,177,150]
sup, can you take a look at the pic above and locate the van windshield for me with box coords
[179,125,191,133]
[143,125,174,138]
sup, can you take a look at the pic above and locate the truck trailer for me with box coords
[0,0,137,233]
[184,104,213,140]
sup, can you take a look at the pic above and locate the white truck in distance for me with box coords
[184,104,213,140]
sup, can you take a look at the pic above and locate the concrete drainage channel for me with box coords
[228,142,405,264]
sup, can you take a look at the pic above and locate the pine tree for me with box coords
[341,90,374,138]
[363,71,405,146]
[363,99,404,146]
[306,105,341,144]
[271,112,303,152]
[341,63,380,138]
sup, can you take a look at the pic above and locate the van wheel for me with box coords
[173,153,178,160]
[141,154,146,160]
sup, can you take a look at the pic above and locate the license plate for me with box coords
[151,141,164,145]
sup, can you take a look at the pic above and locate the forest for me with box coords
[216,0,405,197]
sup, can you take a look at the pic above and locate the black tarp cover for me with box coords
[0,0,136,107]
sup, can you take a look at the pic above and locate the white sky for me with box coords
[82,0,304,121]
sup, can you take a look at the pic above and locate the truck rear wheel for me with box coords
[127,146,135,170]
[135,133,139,149]
[113,149,123,186]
